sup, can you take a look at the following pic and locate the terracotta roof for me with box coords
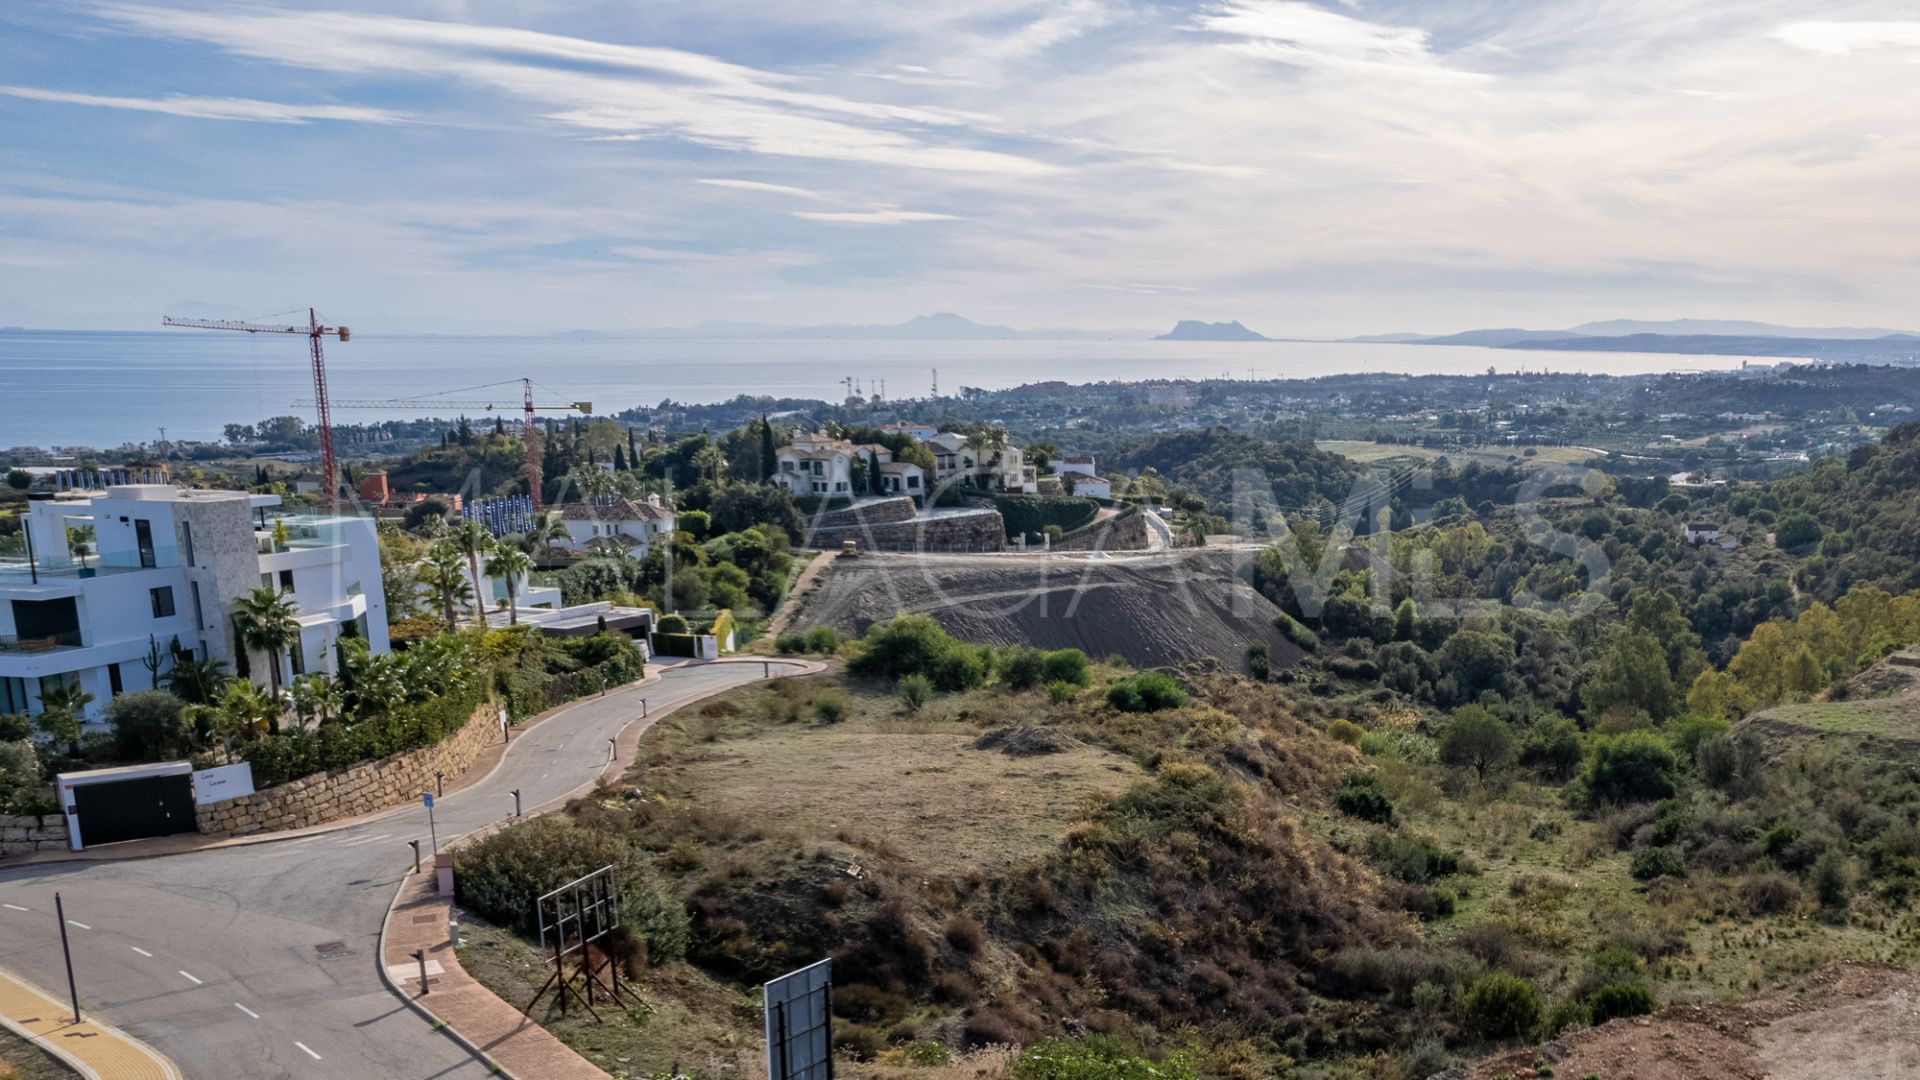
[557,498,672,522]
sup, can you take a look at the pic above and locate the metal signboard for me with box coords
[526,864,627,1018]
[192,762,255,806]
[764,958,833,1080]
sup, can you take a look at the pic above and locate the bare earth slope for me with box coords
[1472,963,1920,1080]
[794,550,1299,672]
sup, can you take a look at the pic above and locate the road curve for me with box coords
[0,660,805,1080]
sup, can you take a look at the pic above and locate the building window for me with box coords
[279,569,295,592]
[135,519,156,568]
[289,641,306,677]
[191,582,204,629]
[0,678,26,714]
[180,521,195,567]
[150,586,176,619]
[108,663,123,696]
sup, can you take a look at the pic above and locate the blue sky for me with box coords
[3,0,1918,335]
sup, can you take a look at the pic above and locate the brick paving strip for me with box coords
[0,965,183,1080]
[379,658,830,1080]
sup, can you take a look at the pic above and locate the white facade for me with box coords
[2,486,389,723]
[1055,455,1098,479]
[878,422,938,441]
[928,433,1039,494]
[554,494,676,560]
[1682,522,1721,545]
[772,434,857,498]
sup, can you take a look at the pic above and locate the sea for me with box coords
[0,329,1764,449]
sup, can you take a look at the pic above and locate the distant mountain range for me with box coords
[1327,319,1920,361]
[1156,320,1269,342]
[590,312,1154,341]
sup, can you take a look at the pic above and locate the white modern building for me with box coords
[1,486,389,723]
[554,494,676,560]
[878,421,938,442]
[928,432,1038,494]
[1055,454,1098,479]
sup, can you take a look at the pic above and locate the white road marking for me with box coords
[130,946,153,957]
[2,903,28,912]
[234,1003,260,1019]
[179,971,203,985]
[295,1041,321,1060]
[66,920,90,930]
[340,833,391,847]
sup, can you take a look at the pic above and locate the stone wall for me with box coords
[1052,508,1150,552]
[808,508,1007,553]
[196,701,499,838]
[806,496,919,533]
[0,815,69,858]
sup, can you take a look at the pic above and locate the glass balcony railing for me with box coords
[0,544,178,578]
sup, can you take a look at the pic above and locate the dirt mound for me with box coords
[794,550,1300,674]
[1470,962,1920,1080]
[975,724,1084,756]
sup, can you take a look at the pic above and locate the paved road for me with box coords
[0,660,802,1080]
[1142,509,1171,551]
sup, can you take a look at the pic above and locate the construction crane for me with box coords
[300,379,591,511]
[164,308,349,510]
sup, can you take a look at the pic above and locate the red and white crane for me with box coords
[164,308,349,511]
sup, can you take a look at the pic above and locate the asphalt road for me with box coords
[0,660,802,1080]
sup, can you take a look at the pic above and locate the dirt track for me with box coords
[1471,963,1920,1080]
[792,549,1300,673]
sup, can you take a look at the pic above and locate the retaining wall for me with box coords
[196,701,499,838]
[808,509,1007,553]
[0,815,68,857]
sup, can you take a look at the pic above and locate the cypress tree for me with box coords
[759,416,777,482]
[614,444,628,471]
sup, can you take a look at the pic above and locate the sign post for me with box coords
[764,959,833,1080]
[422,791,437,852]
[54,893,80,1025]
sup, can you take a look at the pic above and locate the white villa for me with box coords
[772,433,858,498]
[928,432,1039,494]
[554,494,676,560]
[2,485,389,723]
[1052,455,1111,499]
[854,444,927,500]
[878,421,938,441]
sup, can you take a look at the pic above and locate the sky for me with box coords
[2,0,1918,337]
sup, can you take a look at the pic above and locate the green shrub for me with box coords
[454,816,689,962]
[1274,612,1319,652]
[106,689,189,761]
[1366,831,1459,883]
[812,694,849,724]
[1812,849,1852,910]
[899,674,933,712]
[1009,1037,1196,1080]
[1583,730,1679,806]
[1041,649,1091,687]
[656,613,692,635]
[1464,972,1543,1040]
[903,1041,951,1066]
[803,626,841,654]
[1105,672,1186,713]
[1000,648,1048,691]
[1585,982,1656,1024]
[1630,846,1687,881]
[1327,719,1364,746]
[773,632,806,655]
[1518,717,1584,780]
[1335,772,1395,824]
[851,615,984,690]
[1666,713,1729,757]
[1046,680,1077,704]
[1541,997,1591,1038]
[931,645,991,693]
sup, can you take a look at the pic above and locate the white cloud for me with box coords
[1774,20,1920,55]
[792,209,958,224]
[696,178,822,199]
[0,86,409,124]
[97,4,1056,175]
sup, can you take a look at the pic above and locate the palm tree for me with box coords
[521,511,565,559]
[289,674,345,730]
[566,464,617,502]
[692,443,727,485]
[450,521,495,627]
[34,681,94,758]
[162,655,229,705]
[485,546,535,626]
[232,587,300,729]
[419,541,473,632]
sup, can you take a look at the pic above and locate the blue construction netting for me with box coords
[468,495,536,537]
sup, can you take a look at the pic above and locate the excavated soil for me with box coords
[1469,963,1920,1080]
[793,550,1301,673]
